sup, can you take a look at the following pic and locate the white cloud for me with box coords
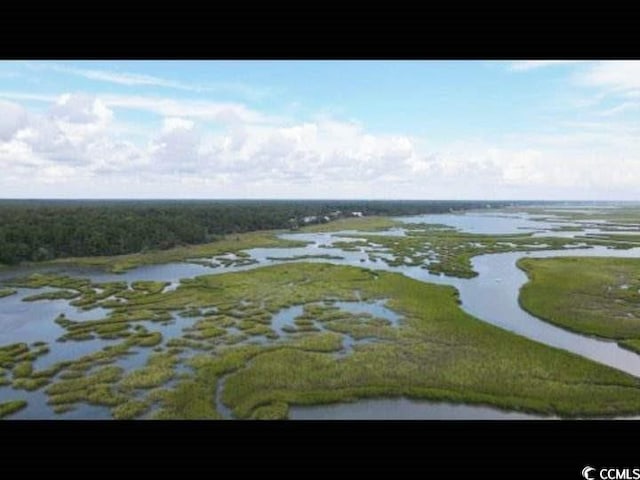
[2,88,640,199]
[34,63,270,99]
[102,94,274,124]
[0,91,56,103]
[49,94,114,146]
[150,117,202,174]
[577,61,640,93]
[162,117,194,132]
[0,100,28,141]
[558,61,640,118]
[52,64,188,89]
[51,93,105,123]
[195,120,426,185]
[0,90,277,125]
[508,60,583,72]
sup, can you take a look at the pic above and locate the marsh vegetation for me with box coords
[519,257,640,353]
[2,204,640,419]
[328,225,637,279]
[6,261,640,419]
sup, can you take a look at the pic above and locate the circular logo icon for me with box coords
[582,466,596,480]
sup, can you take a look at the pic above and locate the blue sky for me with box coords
[0,60,639,199]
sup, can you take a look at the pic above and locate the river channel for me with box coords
[2,209,639,419]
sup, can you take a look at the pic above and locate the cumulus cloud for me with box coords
[50,93,111,124]
[49,93,113,146]
[0,90,276,125]
[162,117,195,132]
[0,93,122,182]
[0,100,27,141]
[150,117,202,174]
[2,88,640,199]
[192,120,426,185]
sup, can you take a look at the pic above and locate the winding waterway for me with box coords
[2,208,640,419]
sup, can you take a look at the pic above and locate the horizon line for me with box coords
[0,198,638,203]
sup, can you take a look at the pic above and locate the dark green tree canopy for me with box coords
[0,199,514,265]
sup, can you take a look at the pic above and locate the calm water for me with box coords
[398,211,557,235]
[3,207,640,419]
[290,398,548,420]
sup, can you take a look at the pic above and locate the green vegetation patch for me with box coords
[301,216,400,233]
[574,234,640,249]
[140,262,640,419]
[333,225,631,278]
[12,361,33,378]
[0,341,50,382]
[0,343,30,367]
[518,257,640,347]
[4,274,142,312]
[5,273,91,290]
[13,377,50,391]
[112,400,150,420]
[0,288,17,298]
[517,205,640,227]
[0,400,27,419]
[56,309,169,342]
[151,344,271,419]
[34,327,174,413]
[121,351,178,390]
[8,256,640,420]
[50,230,309,273]
[151,379,222,419]
[45,365,126,408]
[23,289,80,302]
[265,254,345,261]
[251,401,289,420]
[286,332,344,353]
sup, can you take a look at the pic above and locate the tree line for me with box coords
[0,199,515,265]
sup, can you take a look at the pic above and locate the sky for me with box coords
[0,60,639,200]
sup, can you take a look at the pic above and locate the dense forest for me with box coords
[0,199,519,265]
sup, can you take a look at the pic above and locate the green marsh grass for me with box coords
[301,216,400,233]
[0,400,27,418]
[46,230,309,273]
[12,361,33,378]
[333,226,637,278]
[0,288,17,298]
[45,366,125,408]
[519,257,640,347]
[22,290,80,302]
[251,401,288,420]
[112,400,150,420]
[12,377,50,391]
[105,262,640,419]
[7,250,640,419]
[201,263,640,418]
[120,352,177,389]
